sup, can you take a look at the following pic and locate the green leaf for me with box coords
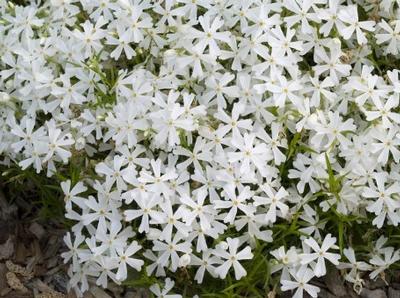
[287,132,301,160]
[338,220,344,255]
[324,153,340,198]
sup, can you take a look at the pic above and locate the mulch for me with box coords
[0,189,70,298]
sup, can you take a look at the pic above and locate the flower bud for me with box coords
[164,49,177,57]
[0,92,10,103]
[333,38,341,45]
[5,80,12,89]
[75,137,86,150]
[217,241,228,250]
[179,254,191,267]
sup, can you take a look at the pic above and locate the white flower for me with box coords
[284,0,320,34]
[318,0,346,37]
[262,75,303,108]
[228,133,271,176]
[138,159,177,197]
[270,246,300,280]
[338,5,375,44]
[213,237,253,280]
[313,42,351,84]
[309,111,356,150]
[214,103,253,138]
[107,24,136,60]
[152,234,192,272]
[95,155,128,191]
[44,120,74,164]
[150,278,182,298]
[150,103,195,148]
[104,102,148,148]
[301,234,340,277]
[338,247,372,275]
[376,20,400,55]
[61,232,87,271]
[190,250,221,283]
[202,72,239,109]
[191,14,231,57]
[173,137,212,172]
[369,247,400,279]
[178,188,216,232]
[73,17,107,58]
[157,198,191,241]
[254,184,289,224]
[363,173,400,228]
[61,180,88,210]
[214,185,255,224]
[124,193,163,234]
[365,95,400,128]
[115,241,144,281]
[371,127,400,164]
[281,266,320,298]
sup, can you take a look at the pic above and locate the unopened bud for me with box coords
[179,254,191,267]
[0,92,10,103]
[218,241,228,250]
[75,137,86,150]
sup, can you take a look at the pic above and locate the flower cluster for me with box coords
[1,0,400,296]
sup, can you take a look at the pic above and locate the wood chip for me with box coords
[0,237,14,261]
[26,255,39,275]
[361,288,387,298]
[44,237,61,261]
[324,269,347,296]
[6,261,34,280]
[89,287,112,298]
[37,293,65,298]
[0,263,7,290]
[35,279,65,297]
[66,291,77,298]
[0,287,11,297]
[6,271,28,293]
[15,243,30,264]
[29,223,45,240]
[389,288,400,298]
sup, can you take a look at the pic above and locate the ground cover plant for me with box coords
[1,0,400,297]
